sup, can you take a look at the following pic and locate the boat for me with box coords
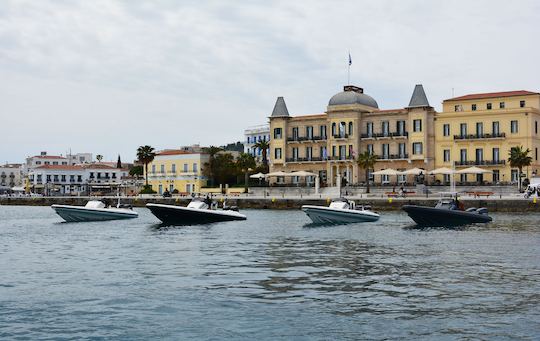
[51,200,138,222]
[402,193,492,227]
[301,198,380,224]
[146,198,247,225]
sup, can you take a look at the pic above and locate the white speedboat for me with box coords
[147,198,247,225]
[302,198,380,224]
[51,200,138,222]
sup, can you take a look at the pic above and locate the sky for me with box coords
[1,0,539,163]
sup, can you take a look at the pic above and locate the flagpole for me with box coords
[347,51,351,85]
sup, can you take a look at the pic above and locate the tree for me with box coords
[356,151,378,194]
[508,146,532,192]
[202,146,223,186]
[136,145,156,187]
[129,165,143,176]
[116,155,122,168]
[213,153,237,187]
[96,154,103,162]
[254,140,270,171]
[236,152,256,193]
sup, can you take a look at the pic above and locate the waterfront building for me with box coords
[269,85,436,185]
[434,90,540,184]
[0,163,23,190]
[244,124,270,161]
[27,163,128,195]
[146,150,209,194]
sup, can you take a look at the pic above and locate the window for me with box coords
[460,174,467,183]
[70,175,75,182]
[292,127,299,139]
[331,123,336,136]
[511,120,518,133]
[460,123,467,136]
[320,146,327,159]
[306,147,312,159]
[413,119,422,132]
[339,122,346,137]
[511,169,519,182]
[274,148,282,159]
[475,148,483,162]
[444,150,450,162]
[443,124,450,137]
[45,161,50,165]
[382,121,389,136]
[454,105,460,112]
[412,142,423,155]
[193,163,198,172]
[292,147,299,160]
[53,175,59,182]
[339,145,346,159]
[499,102,505,109]
[36,161,41,165]
[476,122,483,136]
[366,122,374,136]
[472,104,477,111]
[53,161,58,165]
[397,120,406,135]
[160,164,165,173]
[171,164,176,173]
[306,126,313,139]
[460,149,467,162]
[152,165,156,173]
[348,122,353,136]
[492,121,500,135]
[158,184,162,195]
[493,148,500,162]
[332,146,336,157]
[112,173,116,179]
[320,125,327,138]
[398,143,406,157]
[520,100,526,108]
[487,103,492,110]
[367,144,374,155]
[348,145,354,157]
[183,163,188,172]
[61,175,66,182]
[77,175,82,182]
[382,144,389,158]
[273,128,282,139]
[493,170,500,183]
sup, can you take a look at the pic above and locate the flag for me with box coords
[348,53,352,66]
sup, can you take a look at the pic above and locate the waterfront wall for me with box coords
[2,196,540,212]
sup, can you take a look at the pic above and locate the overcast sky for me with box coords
[1,0,539,163]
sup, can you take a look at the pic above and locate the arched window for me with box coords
[339,122,346,137]
[331,122,336,136]
[348,122,353,136]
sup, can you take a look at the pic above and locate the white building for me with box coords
[244,124,270,161]
[28,163,128,195]
[0,164,23,191]
[24,151,93,174]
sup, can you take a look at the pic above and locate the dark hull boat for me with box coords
[147,202,246,225]
[402,205,492,227]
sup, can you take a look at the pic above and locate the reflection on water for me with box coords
[0,207,539,340]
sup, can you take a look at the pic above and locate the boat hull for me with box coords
[51,205,138,222]
[402,205,492,227]
[146,203,247,225]
[301,205,380,224]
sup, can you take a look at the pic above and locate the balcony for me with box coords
[454,132,506,140]
[361,131,408,139]
[285,157,325,163]
[332,133,349,140]
[454,160,506,167]
[286,135,327,143]
[328,155,355,161]
[376,154,409,161]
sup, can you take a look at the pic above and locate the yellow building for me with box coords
[269,84,436,185]
[146,150,209,194]
[434,90,540,184]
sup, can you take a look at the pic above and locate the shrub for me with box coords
[139,185,156,194]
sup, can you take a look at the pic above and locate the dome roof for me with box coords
[328,86,378,108]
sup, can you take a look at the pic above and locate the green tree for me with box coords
[236,152,256,193]
[356,151,378,194]
[202,146,223,186]
[129,165,143,176]
[253,140,270,171]
[136,145,156,187]
[96,154,103,162]
[213,153,237,187]
[508,145,532,192]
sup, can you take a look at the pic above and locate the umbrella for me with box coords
[249,172,266,179]
[455,166,491,174]
[290,171,317,177]
[429,167,455,175]
[265,171,292,177]
[372,168,401,175]
[400,167,425,175]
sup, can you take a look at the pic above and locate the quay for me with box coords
[1,194,540,212]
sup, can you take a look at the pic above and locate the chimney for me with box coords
[40,151,47,156]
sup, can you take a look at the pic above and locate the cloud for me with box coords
[0,0,539,162]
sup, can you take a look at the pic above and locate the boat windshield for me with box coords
[435,199,457,210]
[187,200,208,210]
[85,200,106,209]
[329,199,350,210]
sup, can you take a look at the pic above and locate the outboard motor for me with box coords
[476,207,489,215]
[465,207,477,212]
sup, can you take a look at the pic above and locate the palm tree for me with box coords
[356,151,378,194]
[202,146,223,186]
[236,152,256,193]
[136,145,156,187]
[96,154,103,162]
[508,146,532,192]
[253,140,270,171]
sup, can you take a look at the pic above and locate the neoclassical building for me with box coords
[269,85,436,185]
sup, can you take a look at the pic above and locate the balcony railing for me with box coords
[361,131,408,139]
[328,155,355,161]
[454,132,506,140]
[376,153,409,160]
[286,135,327,142]
[454,160,506,166]
[285,157,325,162]
[332,133,349,139]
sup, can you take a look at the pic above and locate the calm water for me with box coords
[0,206,539,340]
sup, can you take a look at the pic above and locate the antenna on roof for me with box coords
[452,87,455,98]
[347,51,352,85]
